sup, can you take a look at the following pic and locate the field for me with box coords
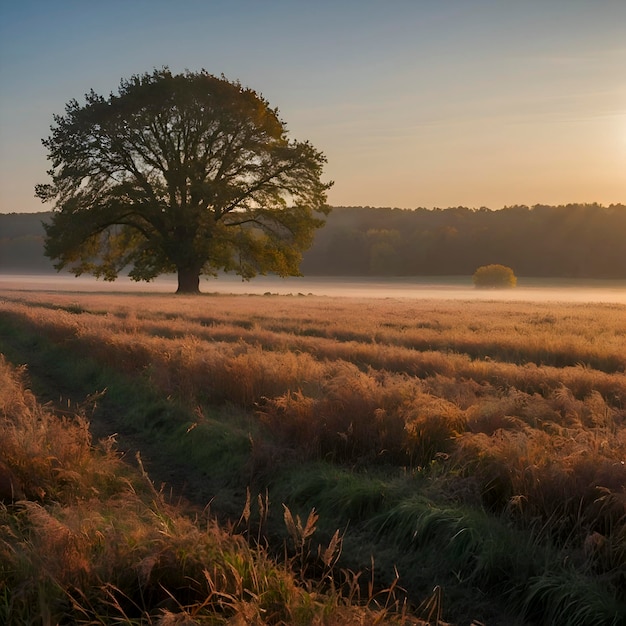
[1,290,625,625]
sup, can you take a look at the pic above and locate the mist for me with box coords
[1,274,625,304]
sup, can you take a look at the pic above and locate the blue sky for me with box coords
[1,0,625,213]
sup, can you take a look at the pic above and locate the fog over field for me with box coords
[1,273,625,304]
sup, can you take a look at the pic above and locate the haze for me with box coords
[1,0,625,214]
[1,274,625,305]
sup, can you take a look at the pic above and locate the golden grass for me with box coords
[0,355,123,504]
[1,290,625,621]
[0,354,429,624]
[1,292,624,467]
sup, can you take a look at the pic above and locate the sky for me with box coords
[1,0,625,214]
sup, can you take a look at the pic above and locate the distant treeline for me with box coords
[0,212,53,272]
[301,204,626,278]
[2,204,626,277]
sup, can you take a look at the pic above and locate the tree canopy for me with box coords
[36,69,332,293]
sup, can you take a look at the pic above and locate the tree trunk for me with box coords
[176,266,201,294]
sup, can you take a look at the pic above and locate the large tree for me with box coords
[36,68,332,293]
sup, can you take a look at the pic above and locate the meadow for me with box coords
[0,290,625,625]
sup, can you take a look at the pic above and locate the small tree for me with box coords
[473,264,517,288]
[36,69,332,293]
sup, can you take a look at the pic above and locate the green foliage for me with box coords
[472,263,517,288]
[523,570,626,626]
[36,68,332,292]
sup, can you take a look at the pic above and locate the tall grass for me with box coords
[1,291,625,624]
[0,355,427,624]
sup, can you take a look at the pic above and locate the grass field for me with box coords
[1,290,625,625]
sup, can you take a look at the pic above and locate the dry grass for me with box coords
[0,354,429,625]
[1,293,624,500]
[0,355,123,504]
[1,290,625,623]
